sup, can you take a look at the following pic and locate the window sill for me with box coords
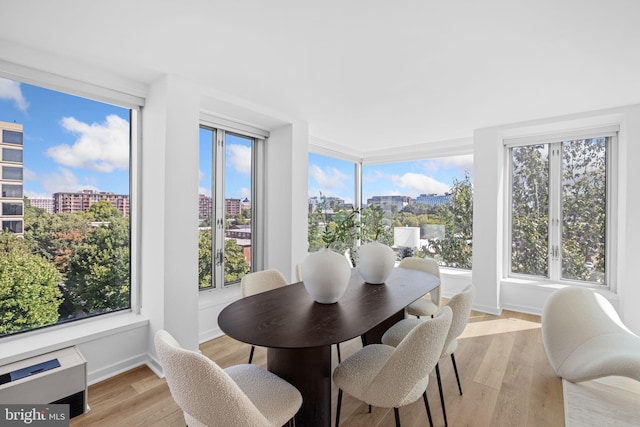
[0,311,149,367]
[501,277,618,301]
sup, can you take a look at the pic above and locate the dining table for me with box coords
[217,266,440,427]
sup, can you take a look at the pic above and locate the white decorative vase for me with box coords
[301,248,351,304]
[357,241,396,284]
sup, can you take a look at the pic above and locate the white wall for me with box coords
[473,104,640,334]
[265,123,310,282]
[141,74,201,365]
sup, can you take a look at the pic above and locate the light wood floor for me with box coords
[69,309,564,427]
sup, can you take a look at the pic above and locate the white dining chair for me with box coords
[155,330,302,427]
[296,262,344,362]
[241,269,289,363]
[382,284,476,427]
[333,306,452,427]
[399,257,442,318]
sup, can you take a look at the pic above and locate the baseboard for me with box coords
[87,354,148,385]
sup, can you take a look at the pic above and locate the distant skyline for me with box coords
[309,152,473,205]
[0,77,130,198]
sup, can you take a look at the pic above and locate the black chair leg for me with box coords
[337,343,342,363]
[423,391,433,427]
[248,345,255,364]
[451,353,462,395]
[435,362,448,427]
[394,407,401,427]
[368,405,371,413]
[335,389,343,427]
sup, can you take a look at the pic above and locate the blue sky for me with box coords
[0,77,130,197]
[309,152,473,205]
[198,128,252,200]
[1,77,471,203]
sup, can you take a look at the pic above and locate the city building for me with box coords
[53,190,129,216]
[28,197,54,214]
[0,121,24,235]
[225,198,242,216]
[415,193,451,206]
[366,195,413,212]
[199,194,212,220]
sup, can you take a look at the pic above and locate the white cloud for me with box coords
[227,144,251,175]
[198,186,211,197]
[309,164,349,189]
[420,154,474,175]
[0,78,29,112]
[42,167,99,194]
[23,167,38,181]
[24,191,52,199]
[46,114,129,172]
[391,172,450,195]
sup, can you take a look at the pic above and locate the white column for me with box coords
[141,74,200,354]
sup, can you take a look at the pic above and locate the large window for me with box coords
[509,132,612,285]
[198,126,256,289]
[307,152,357,254]
[0,77,132,337]
[306,151,474,269]
[362,155,473,268]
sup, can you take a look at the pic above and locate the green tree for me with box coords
[428,171,474,268]
[510,145,549,276]
[65,216,130,313]
[224,239,250,283]
[198,229,213,288]
[360,206,392,245]
[561,138,606,282]
[0,234,63,335]
[23,209,91,275]
[88,200,122,221]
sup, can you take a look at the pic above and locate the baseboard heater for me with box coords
[0,347,88,418]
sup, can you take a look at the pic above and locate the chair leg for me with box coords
[451,353,463,395]
[248,345,255,364]
[335,389,343,427]
[394,407,401,427]
[337,343,342,363]
[423,391,433,427]
[435,362,448,427]
[368,405,371,413]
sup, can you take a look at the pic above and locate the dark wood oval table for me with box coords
[218,266,440,427]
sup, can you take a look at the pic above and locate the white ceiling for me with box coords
[1,0,639,153]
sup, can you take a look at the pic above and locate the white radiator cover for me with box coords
[0,346,87,417]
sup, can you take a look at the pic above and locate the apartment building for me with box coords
[0,121,24,235]
[53,190,129,217]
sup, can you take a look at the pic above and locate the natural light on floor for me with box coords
[459,317,541,339]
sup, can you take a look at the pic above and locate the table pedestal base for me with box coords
[268,346,332,427]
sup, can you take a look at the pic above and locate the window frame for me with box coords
[198,114,267,290]
[504,126,618,289]
[0,71,141,337]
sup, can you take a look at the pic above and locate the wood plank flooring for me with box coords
[70,309,564,427]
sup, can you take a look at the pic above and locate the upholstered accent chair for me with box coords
[400,257,442,318]
[155,330,302,427]
[542,286,640,383]
[333,306,453,427]
[382,284,476,426]
[240,269,289,363]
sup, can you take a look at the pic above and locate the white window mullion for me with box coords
[548,143,562,281]
[213,130,226,288]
